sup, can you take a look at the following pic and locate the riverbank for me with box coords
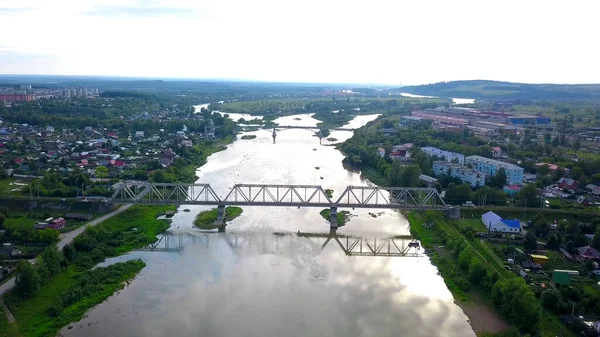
[1,205,175,337]
[408,211,574,337]
[194,207,243,229]
[407,212,512,336]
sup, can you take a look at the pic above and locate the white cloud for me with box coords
[0,0,598,84]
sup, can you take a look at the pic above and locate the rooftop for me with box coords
[465,155,522,170]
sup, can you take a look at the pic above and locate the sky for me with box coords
[0,0,598,85]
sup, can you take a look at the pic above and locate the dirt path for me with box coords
[431,245,510,334]
[457,292,510,334]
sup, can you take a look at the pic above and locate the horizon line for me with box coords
[0,74,598,87]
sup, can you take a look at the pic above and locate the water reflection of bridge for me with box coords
[139,231,422,257]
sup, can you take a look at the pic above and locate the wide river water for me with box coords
[59,112,476,337]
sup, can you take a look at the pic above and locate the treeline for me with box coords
[415,212,541,334]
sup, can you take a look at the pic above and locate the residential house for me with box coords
[481,211,521,233]
[181,140,193,147]
[585,184,600,196]
[503,185,521,195]
[106,132,118,139]
[134,131,145,139]
[47,217,66,230]
[422,147,464,165]
[577,196,591,207]
[557,178,577,190]
[465,155,524,185]
[390,149,409,161]
[524,173,537,183]
[576,246,600,260]
[159,148,176,167]
[491,147,502,158]
[108,159,126,169]
[535,162,559,172]
[433,161,485,187]
[45,126,55,133]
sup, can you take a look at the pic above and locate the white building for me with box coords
[481,211,521,233]
[377,148,385,158]
[422,147,464,165]
[465,155,524,185]
[433,161,485,187]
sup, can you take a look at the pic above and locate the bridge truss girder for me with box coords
[109,182,449,211]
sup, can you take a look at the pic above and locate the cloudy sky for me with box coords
[0,0,598,85]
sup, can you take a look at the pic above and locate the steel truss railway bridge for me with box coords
[139,231,422,258]
[111,182,456,230]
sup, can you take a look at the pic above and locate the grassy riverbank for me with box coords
[1,205,175,337]
[319,209,350,226]
[408,211,574,337]
[194,207,243,229]
[3,261,145,337]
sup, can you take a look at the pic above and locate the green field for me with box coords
[194,206,243,229]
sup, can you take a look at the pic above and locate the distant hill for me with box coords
[395,80,600,100]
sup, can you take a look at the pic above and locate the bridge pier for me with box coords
[214,204,227,231]
[272,127,277,143]
[329,206,338,229]
[446,207,460,219]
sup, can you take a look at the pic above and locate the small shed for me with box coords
[553,271,571,285]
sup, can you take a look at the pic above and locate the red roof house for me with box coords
[577,246,600,260]
[47,217,66,230]
[107,132,118,139]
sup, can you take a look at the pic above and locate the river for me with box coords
[59,113,476,337]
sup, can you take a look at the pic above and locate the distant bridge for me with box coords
[139,231,422,258]
[274,125,356,132]
[111,182,454,229]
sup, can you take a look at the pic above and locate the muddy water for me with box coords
[59,114,475,337]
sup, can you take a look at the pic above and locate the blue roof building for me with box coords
[481,211,521,233]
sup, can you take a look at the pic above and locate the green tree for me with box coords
[0,213,5,226]
[468,257,487,285]
[524,232,537,252]
[517,184,540,207]
[571,167,584,180]
[537,164,549,176]
[541,289,561,311]
[492,278,541,333]
[574,138,581,151]
[95,165,108,182]
[547,234,560,250]
[63,244,77,263]
[592,227,600,250]
[493,168,507,188]
[39,247,62,278]
[15,261,40,297]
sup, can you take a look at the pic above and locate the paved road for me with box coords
[57,204,132,250]
[0,204,133,296]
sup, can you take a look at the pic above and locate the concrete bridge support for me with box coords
[329,206,338,229]
[215,204,227,232]
[446,207,460,219]
[272,127,277,143]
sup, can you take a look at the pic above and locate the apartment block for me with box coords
[433,161,485,187]
[465,155,523,185]
[422,146,465,165]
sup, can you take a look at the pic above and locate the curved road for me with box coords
[0,204,133,297]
